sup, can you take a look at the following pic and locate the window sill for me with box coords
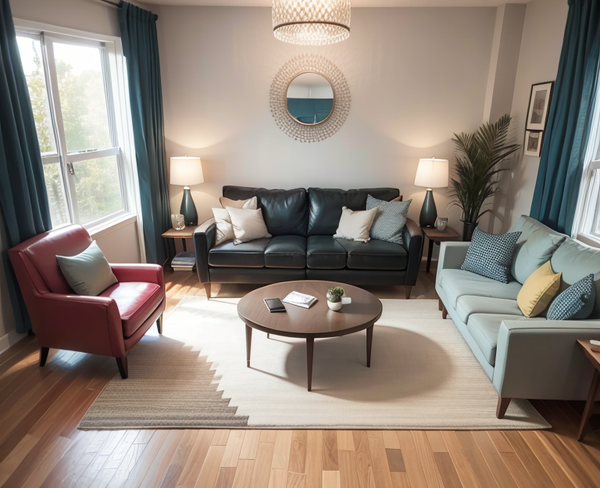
[575,233,600,249]
[87,213,138,239]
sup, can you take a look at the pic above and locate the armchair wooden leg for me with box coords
[39,347,49,367]
[116,357,129,379]
[404,286,412,299]
[438,298,443,311]
[204,283,211,299]
[497,397,511,418]
[157,313,163,334]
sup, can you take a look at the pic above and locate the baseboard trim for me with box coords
[0,329,26,356]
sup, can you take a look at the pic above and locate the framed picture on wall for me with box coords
[524,130,543,157]
[526,81,554,130]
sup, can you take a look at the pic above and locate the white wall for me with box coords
[501,0,569,231]
[156,6,497,229]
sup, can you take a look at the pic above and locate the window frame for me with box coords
[14,19,142,240]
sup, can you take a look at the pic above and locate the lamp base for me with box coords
[180,187,198,226]
[419,189,437,228]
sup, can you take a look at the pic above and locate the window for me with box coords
[16,26,136,229]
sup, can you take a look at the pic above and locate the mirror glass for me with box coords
[286,73,334,125]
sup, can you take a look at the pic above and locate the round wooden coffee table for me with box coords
[237,280,382,391]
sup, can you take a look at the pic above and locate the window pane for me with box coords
[53,42,112,153]
[42,161,70,227]
[72,155,123,224]
[16,36,57,156]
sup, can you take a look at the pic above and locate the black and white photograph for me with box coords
[524,130,543,157]
[526,81,554,130]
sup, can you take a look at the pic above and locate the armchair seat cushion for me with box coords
[101,282,163,338]
[208,238,271,267]
[264,236,306,268]
[306,236,347,269]
[338,239,408,270]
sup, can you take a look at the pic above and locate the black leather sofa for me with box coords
[193,186,424,298]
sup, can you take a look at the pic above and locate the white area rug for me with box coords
[80,297,550,430]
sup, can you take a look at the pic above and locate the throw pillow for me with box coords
[547,274,596,321]
[212,208,235,245]
[333,206,378,242]
[510,229,565,284]
[366,194,411,244]
[219,196,257,209]
[461,228,521,283]
[517,261,562,317]
[56,241,118,296]
[226,207,272,244]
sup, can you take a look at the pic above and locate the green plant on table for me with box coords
[326,287,345,303]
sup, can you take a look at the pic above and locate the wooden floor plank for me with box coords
[352,431,376,488]
[249,442,275,488]
[471,430,519,488]
[410,431,445,488]
[272,431,293,471]
[305,430,323,488]
[176,430,214,488]
[322,431,339,471]
[503,431,557,488]
[338,450,360,488]
[395,431,429,488]
[433,452,463,488]
[193,445,227,488]
[288,430,308,474]
[366,431,393,488]
[239,430,261,460]
[454,431,500,488]
[440,431,484,488]
[221,431,246,468]
[231,459,254,488]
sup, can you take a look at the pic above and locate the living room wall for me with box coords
[154,6,497,228]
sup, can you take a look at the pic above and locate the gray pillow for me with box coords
[511,229,566,284]
[461,228,521,283]
[366,194,411,245]
[547,274,596,321]
[56,241,118,296]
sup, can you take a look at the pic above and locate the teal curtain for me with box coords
[0,0,52,333]
[118,2,173,265]
[530,0,600,235]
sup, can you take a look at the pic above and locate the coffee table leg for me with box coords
[366,325,373,367]
[246,325,252,367]
[306,337,314,391]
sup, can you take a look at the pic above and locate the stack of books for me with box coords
[171,252,196,272]
[283,291,318,308]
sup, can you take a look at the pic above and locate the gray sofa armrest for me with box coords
[436,241,470,281]
[492,318,600,400]
[194,218,216,283]
[402,218,424,286]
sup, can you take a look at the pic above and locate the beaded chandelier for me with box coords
[272,0,351,46]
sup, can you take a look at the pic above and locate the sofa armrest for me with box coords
[436,241,470,281]
[492,318,600,400]
[34,293,126,358]
[194,218,216,283]
[111,263,164,287]
[402,218,423,286]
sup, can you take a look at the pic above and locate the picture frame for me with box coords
[526,81,554,131]
[524,130,543,157]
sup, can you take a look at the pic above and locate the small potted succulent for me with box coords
[326,286,345,311]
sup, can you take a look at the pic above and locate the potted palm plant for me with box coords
[449,114,521,241]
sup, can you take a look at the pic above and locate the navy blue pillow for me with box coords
[461,228,521,283]
[547,274,595,320]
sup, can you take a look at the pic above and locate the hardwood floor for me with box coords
[1,267,600,487]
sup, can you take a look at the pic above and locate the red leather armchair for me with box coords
[8,225,165,379]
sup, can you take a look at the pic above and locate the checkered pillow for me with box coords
[366,195,411,245]
[547,274,595,320]
[461,228,521,283]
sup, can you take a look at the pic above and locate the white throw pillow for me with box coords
[333,206,378,242]
[219,196,257,209]
[212,208,235,245]
[226,207,272,244]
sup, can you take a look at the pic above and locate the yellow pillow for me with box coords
[517,261,562,317]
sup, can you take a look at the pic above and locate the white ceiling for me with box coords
[141,1,532,7]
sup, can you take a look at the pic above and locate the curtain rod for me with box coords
[100,0,158,20]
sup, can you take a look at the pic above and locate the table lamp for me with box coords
[414,157,449,228]
[170,156,204,225]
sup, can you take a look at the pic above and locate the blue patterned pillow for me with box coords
[366,195,411,245]
[547,274,595,320]
[461,228,521,283]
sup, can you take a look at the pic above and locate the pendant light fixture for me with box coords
[272,0,351,46]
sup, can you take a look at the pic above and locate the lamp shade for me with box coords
[414,158,449,189]
[170,156,204,186]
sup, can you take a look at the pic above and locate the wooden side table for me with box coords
[161,226,198,252]
[162,226,199,271]
[576,339,600,441]
[421,226,461,273]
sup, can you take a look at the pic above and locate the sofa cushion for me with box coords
[222,186,308,236]
[208,238,270,267]
[307,187,399,236]
[101,282,163,338]
[466,314,532,366]
[517,261,561,318]
[264,236,306,269]
[547,274,596,321]
[461,228,521,283]
[439,269,522,308]
[510,228,565,284]
[306,236,347,269]
[338,239,408,270]
[455,296,522,324]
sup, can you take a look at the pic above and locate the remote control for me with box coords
[591,339,600,352]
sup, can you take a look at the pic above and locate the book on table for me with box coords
[282,291,318,309]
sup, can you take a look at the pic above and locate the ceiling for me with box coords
[141,1,532,7]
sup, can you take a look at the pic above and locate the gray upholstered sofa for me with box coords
[436,215,600,418]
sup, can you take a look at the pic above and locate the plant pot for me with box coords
[462,221,478,241]
[327,300,343,311]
